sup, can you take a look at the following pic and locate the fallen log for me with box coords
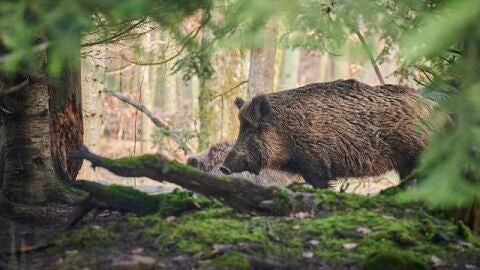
[69,147,314,216]
[67,180,208,226]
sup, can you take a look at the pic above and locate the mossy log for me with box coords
[69,147,314,216]
[67,181,207,226]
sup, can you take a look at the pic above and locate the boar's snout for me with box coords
[187,156,206,171]
[219,166,231,175]
[222,150,260,175]
[187,156,199,168]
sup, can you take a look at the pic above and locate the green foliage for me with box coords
[399,0,480,207]
[0,0,210,74]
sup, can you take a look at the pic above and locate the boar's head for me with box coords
[220,95,287,175]
[187,141,234,172]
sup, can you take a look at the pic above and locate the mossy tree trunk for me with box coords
[1,42,83,205]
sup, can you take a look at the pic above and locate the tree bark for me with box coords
[2,64,59,203]
[48,49,84,184]
[1,42,83,204]
[77,43,105,180]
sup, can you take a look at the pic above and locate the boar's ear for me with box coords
[252,95,272,123]
[234,97,245,109]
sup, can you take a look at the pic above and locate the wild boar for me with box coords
[220,79,434,188]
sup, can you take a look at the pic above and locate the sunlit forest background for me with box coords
[79,16,407,193]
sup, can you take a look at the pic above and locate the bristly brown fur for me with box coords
[223,79,435,188]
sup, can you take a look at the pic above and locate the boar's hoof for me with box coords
[219,166,232,175]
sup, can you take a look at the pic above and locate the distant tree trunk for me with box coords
[277,49,300,90]
[77,44,105,180]
[140,30,155,154]
[296,50,320,86]
[1,41,83,204]
[198,80,213,151]
[247,21,276,98]
[197,28,214,151]
[326,55,336,81]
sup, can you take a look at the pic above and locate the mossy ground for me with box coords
[55,186,480,269]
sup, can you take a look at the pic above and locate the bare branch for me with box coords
[353,29,385,85]
[119,24,203,66]
[0,77,29,97]
[103,90,195,155]
[210,80,248,101]
[81,20,147,47]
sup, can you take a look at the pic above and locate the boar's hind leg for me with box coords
[303,173,330,189]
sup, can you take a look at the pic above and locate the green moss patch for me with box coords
[57,226,118,249]
[57,189,480,268]
[103,154,161,168]
[200,252,252,270]
[363,249,427,270]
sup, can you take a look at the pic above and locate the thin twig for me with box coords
[209,80,248,101]
[81,20,146,47]
[0,77,29,97]
[120,24,203,66]
[353,29,385,85]
[103,90,195,155]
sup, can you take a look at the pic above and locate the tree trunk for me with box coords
[1,44,83,204]
[2,68,58,203]
[140,30,155,154]
[48,50,84,184]
[277,49,300,91]
[247,20,276,98]
[197,28,214,151]
[198,81,213,151]
[247,46,276,98]
[77,44,105,180]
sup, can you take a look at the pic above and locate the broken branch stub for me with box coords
[69,147,313,216]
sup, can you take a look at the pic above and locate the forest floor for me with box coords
[1,187,480,270]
